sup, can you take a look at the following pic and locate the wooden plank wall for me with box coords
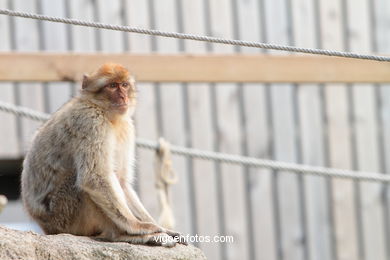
[0,0,18,158]
[1,1,390,260]
[234,1,276,260]
[180,2,223,259]
[376,1,390,260]
[292,1,331,260]
[347,1,385,260]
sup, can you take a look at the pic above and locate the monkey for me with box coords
[21,63,184,247]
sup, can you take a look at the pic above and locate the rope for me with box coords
[156,138,178,186]
[0,101,50,122]
[137,139,390,183]
[155,138,177,229]
[1,100,390,183]
[0,8,389,62]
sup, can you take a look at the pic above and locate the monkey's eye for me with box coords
[108,83,117,89]
[121,82,129,88]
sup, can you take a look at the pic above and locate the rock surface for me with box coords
[0,225,206,260]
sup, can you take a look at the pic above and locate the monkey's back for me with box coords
[21,98,108,228]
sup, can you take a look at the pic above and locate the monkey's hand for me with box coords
[164,229,188,245]
[147,232,177,248]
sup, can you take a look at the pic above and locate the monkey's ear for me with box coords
[130,76,136,86]
[82,74,89,89]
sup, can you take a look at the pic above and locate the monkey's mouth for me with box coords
[111,103,128,107]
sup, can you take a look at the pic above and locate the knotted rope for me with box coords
[155,138,178,229]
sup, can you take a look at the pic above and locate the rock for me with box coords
[0,225,207,260]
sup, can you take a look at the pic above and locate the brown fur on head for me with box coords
[81,63,136,115]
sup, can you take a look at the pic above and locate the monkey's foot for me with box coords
[96,233,175,247]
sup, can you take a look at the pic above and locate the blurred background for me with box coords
[1,0,390,260]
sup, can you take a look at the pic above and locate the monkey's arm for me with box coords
[75,134,162,235]
[121,182,156,223]
[121,180,186,244]
[119,124,155,223]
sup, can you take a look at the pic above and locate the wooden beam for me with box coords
[0,52,390,83]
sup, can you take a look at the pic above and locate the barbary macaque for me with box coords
[21,63,183,247]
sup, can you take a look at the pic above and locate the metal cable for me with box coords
[1,100,390,183]
[0,8,389,62]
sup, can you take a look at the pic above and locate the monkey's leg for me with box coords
[68,194,117,236]
[35,175,86,235]
[68,196,175,247]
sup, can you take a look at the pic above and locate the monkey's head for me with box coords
[81,63,136,115]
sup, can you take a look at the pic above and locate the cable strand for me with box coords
[1,100,389,183]
[0,8,389,62]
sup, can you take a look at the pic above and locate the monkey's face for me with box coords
[81,63,137,115]
[102,81,132,114]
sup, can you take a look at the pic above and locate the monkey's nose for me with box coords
[117,95,128,104]
[117,93,126,100]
